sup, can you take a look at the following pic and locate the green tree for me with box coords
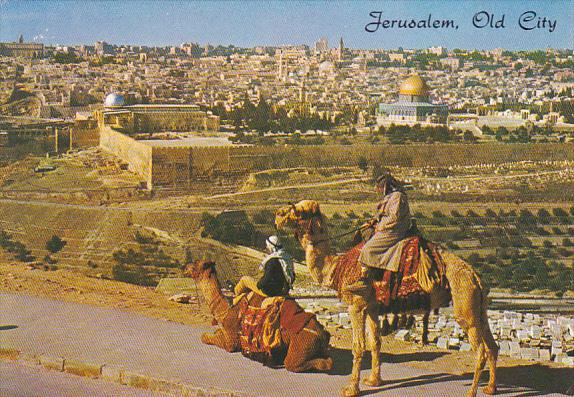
[46,235,66,254]
[357,156,368,173]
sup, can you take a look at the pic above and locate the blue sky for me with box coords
[0,1,572,49]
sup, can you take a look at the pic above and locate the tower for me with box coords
[18,34,24,43]
[337,37,344,61]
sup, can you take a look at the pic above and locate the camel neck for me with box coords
[198,273,230,322]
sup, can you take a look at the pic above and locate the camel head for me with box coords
[275,200,324,233]
[181,259,217,280]
[276,200,329,284]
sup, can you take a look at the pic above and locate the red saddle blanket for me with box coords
[334,236,446,313]
[238,294,281,355]
[373,236,424,308]
[238,296,315,356]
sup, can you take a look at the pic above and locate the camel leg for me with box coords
[390,313,399,331]
[201,328,238,353]
[342,303,367,397]
[421,311,430,345]
[380,315,391,336]
[284,322,333,373]
[363,305,383,387]
[398,313,408,328]
[481,323,498,395]
[285,355,334,372]
[466,327,488,397]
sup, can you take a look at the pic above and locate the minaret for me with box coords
[337,37,344,61]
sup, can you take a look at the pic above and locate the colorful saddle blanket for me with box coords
[238,294,283,356]
[335,236,448,313]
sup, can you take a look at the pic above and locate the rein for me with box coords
[305,223,371,245]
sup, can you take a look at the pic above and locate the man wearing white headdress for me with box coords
[234,235,295,298]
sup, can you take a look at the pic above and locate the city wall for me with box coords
[99,127,152,188]
[99,128,574,190]
[71,127,100,149]
[197,143,574,171]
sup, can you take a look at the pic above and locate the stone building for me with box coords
[377,75,448,125]
[95,93,220,133]
[0,35,44,58]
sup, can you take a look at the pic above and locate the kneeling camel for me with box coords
[182,259,333,372]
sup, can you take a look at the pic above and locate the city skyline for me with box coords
[1,0,573,50]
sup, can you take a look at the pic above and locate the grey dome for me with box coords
[104,93,125,107]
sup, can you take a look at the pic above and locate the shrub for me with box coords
[357,156,368,173]
[134,231,156,245]
[536,227,550,236]
[537,208,551,220]
[445,241,459,249]
[466,253,482,265]
[201,211,260,246]
[553,208,569,217]
[485,209,497,217]
[346,211,358,219]
[252,210,274,225]
[543,240,554,248]
[450,210,463,217]
[46,235,66,254]
[466,210,479,218]
[563,238,574,247]
[552,227,564,235]
[431,210,445,218]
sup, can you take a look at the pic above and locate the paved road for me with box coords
[0,360,173,397]
[0,293,564,397]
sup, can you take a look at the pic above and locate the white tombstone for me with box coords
[437,336,449,349]
[517,330,529,340]
[460,342,472,352]
[553,353,568,363]
[539,349,551,361]
[498,341,510,355]
[509,341,521,357]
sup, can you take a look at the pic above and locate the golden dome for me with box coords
[399,75,430,96]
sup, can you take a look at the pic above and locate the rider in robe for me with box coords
[234,235,295,300]
[345,173,412,293]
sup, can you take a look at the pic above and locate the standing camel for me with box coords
[275,200,498,397]
[182,259,334,373]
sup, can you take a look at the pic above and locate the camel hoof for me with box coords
[315,357,334,372]
[363,376,383,387]
[482,385,497,395]
[341,384,360,397]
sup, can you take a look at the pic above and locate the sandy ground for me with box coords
[1,261,572,394]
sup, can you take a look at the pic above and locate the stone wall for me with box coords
[99,127,152,188]
[99,128,574,190]
[71,127,100,149]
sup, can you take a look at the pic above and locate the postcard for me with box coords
[0,1,573,396]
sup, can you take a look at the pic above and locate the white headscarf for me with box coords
[260,235,295,286]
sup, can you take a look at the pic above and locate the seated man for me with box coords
[234,235,295,301]
[345,173,412,293]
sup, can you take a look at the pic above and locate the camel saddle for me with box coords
[236,293,315,359]
[334,236,448,313]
